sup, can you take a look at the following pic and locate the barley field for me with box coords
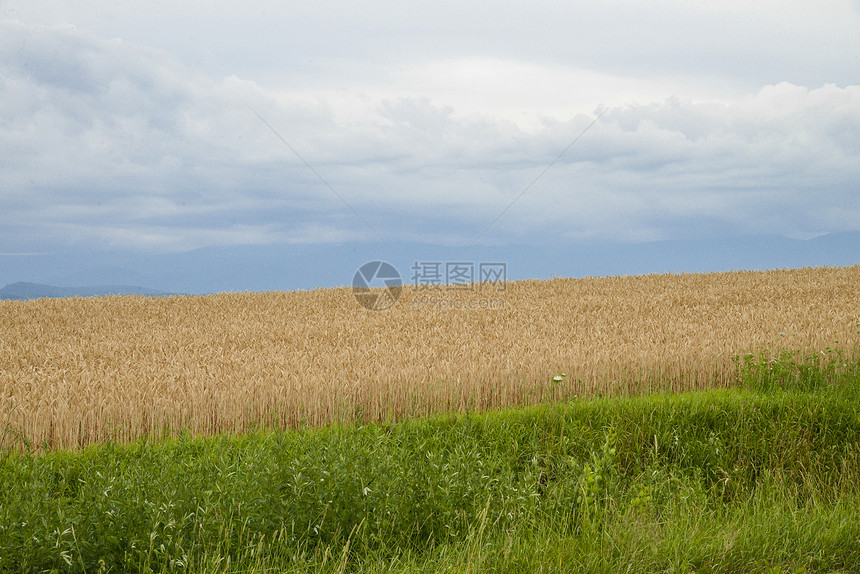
[1,266,859,450]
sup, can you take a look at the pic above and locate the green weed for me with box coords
[1,349,859,572]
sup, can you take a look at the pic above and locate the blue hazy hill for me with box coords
[0,232,857,297]
[0,282,177,301]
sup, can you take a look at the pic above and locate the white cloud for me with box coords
[1,9,859,253]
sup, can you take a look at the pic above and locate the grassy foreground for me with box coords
[1,349,860,572]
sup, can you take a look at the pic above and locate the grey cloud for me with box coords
[1,19,859,252]
[9,2,859,90]
[467,85,860,242]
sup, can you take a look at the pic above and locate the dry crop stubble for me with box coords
[1,266,859,449]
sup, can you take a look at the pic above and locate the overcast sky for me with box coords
[2,1,859,255]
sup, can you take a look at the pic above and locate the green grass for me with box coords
[1,348,859,572]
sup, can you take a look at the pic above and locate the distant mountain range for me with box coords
[1,232,858,298]
[0,282,178,301]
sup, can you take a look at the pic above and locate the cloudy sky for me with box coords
[2,0,859,255]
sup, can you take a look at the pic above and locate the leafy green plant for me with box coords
[574,427,619,516]
[733,346,857,392]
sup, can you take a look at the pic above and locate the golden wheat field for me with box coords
[1,266,859,450]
